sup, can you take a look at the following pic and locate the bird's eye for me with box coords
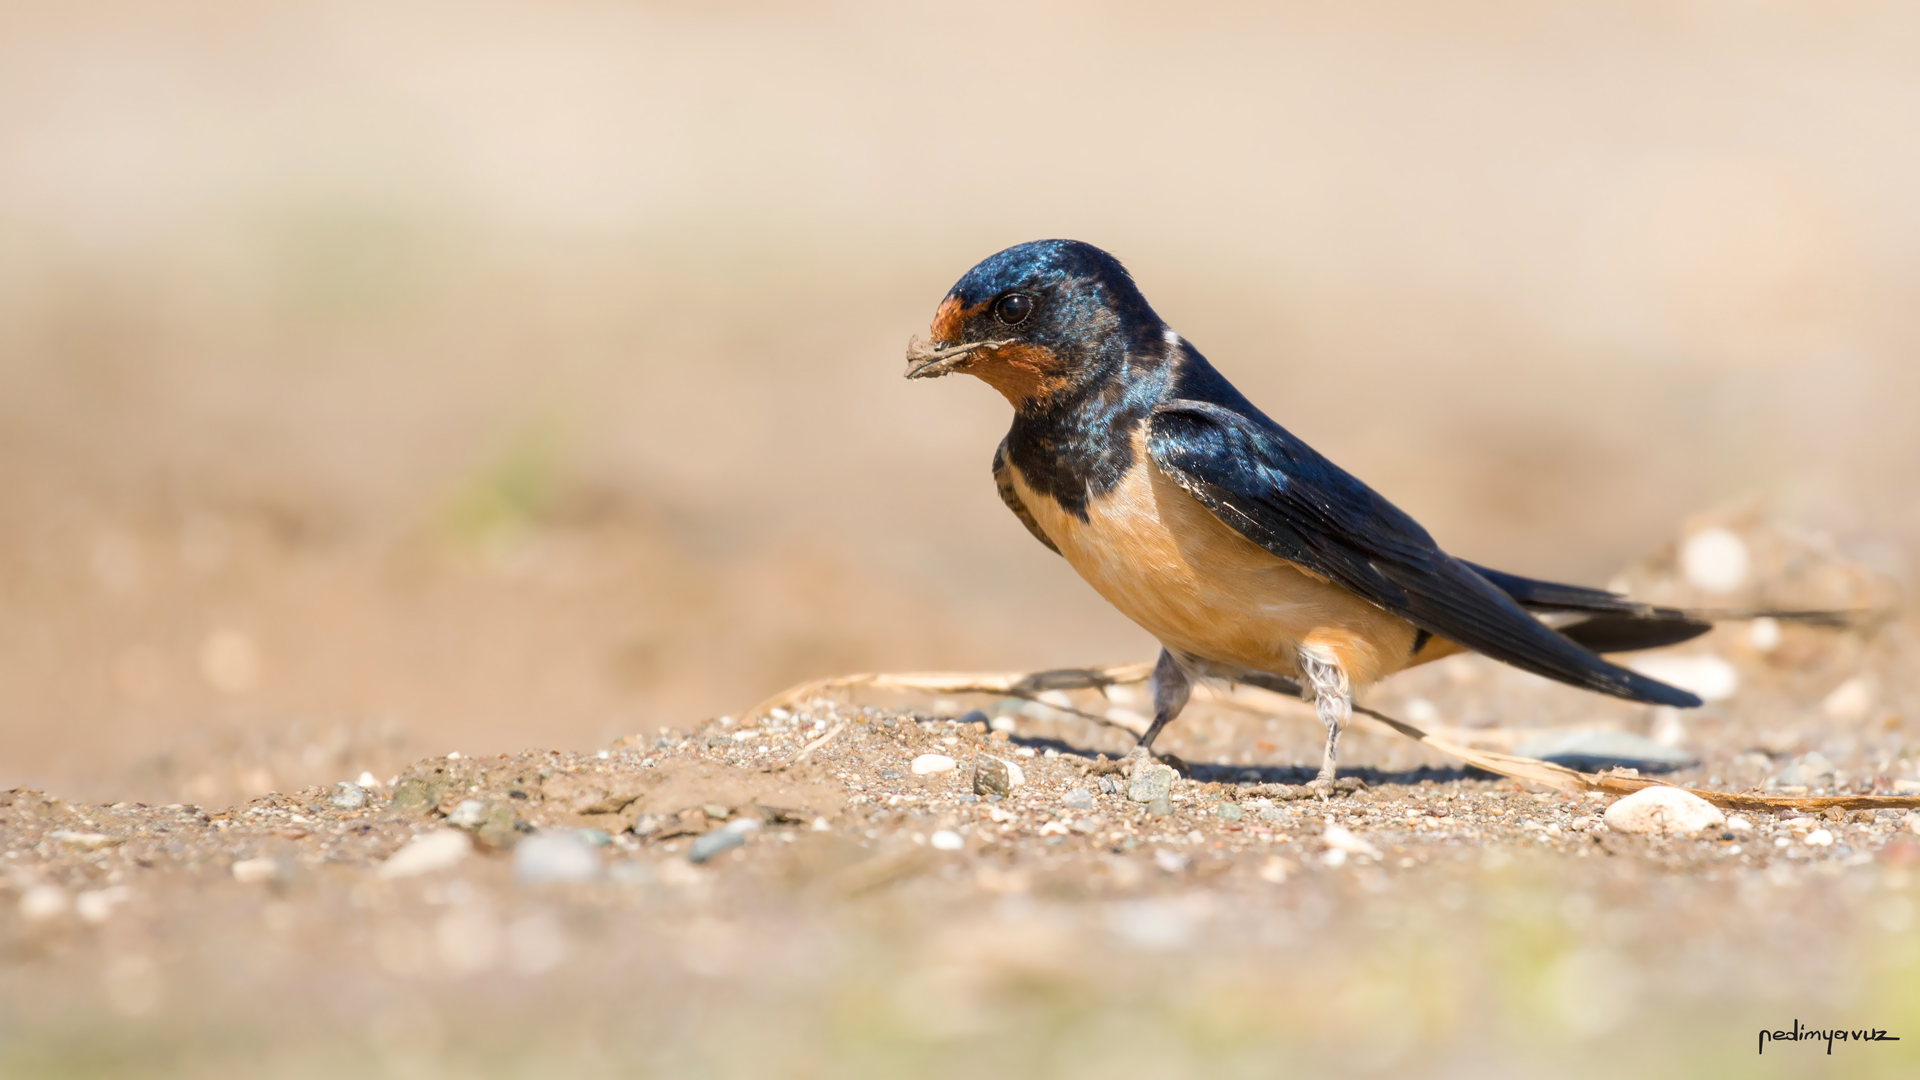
[994,293,1034,326]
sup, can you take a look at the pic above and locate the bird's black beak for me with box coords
[903,336,1013,380]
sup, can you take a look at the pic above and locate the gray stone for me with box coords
[1146,797,1172,817]
[1512,729,1697,773]
[513,832,602,884]
[1778,752,1836,788]
[1259,806,1287,823]
[1062,788,1094,811]
[958,710,990,727]
[329,782,368,811]
[1096,775,1121,796]
[688,828,746,864]
[1216,802,1243,821]
[1127,763,1175,804]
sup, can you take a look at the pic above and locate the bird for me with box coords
[905,239,1784,789]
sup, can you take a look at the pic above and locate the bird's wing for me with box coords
[1145,400,1700,707]
[993,436,1061,555]
[1463,563,1714,652]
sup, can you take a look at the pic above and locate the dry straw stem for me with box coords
[746,663,1920,813]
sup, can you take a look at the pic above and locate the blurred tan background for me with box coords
[1,0,1915,804]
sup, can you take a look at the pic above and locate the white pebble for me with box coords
[377,829,473,879]
[1821,678,1875,722]
[513,833,602,884]
[929,830,964,851]
[1006,760,1026,787]
[1748,618,1781,652]
[1624,654,1738,702]
[1601,787,1726,836]
[1726,815,1754,833]
[75,886,128,924]
[18,885,69,921]
[49,830,116,849]
[1681,528,1750,593]
[910,754,957,775]
[231,857,279,884]
[1804,828,1835,847]
[1321,824,1381,858]
[1403,698,1441,726]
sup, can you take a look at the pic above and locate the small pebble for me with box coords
[514,832,603,884]
[1321,824,1380,857]
[1061,788,1094,811]
[1259,806,1287,823]
[1601,787,1726,836]
[74,886,127,924]
[446,800,488,828]
[1622,654,1738,703]
[912,754,957,775]
[930,830,964,851]
[18,885,68,922]
[1216,802,1243,821]
[1146,797,1172,817]
[231,857,280,884]
[377,830,473,879]
[1777,752,1836,789]
[330,782,368,811]
[1822,679,1876,721]
[1680,528,1749,593]
[1128,763,1175,804]
[688,828,746,864]
[48,830,116,849]
[1805,828,1835,847]
[973,755,1015,797]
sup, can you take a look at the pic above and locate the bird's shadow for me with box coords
[1005,733,1482,788]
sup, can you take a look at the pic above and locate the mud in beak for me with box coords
[903,336,1014,380]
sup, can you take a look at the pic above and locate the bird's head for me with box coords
[905,240,1165,409]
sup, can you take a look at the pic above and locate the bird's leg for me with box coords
[1133,648,1192,755]
[1297,649,1351,792]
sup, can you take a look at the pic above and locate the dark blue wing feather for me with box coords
[1145,399,1701,707]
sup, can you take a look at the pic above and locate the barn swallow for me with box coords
[906,239,1731,787]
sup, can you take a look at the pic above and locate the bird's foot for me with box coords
[1096,744,1190,778]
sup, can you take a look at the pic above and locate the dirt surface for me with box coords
[7,583,1920,1077]
[9,5,1920,1076]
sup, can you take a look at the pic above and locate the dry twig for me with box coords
[744,662,1920,813]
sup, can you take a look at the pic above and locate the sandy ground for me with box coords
[7,4,1920,1075]
[5,520,1920,1077]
